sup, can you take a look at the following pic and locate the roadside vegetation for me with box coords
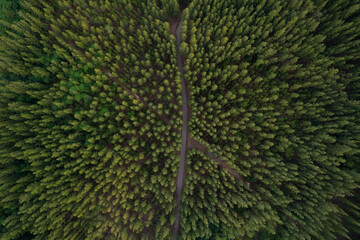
[0,1,182,239]
[180,0,360,239]
[0,0,359,240]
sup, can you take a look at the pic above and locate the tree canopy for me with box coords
[0,0,359,239]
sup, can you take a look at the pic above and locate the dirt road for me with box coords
[173,17,188,240]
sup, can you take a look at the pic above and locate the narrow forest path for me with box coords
[187,137,251,188]
[172,17,188,240]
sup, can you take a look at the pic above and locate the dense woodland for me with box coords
[0,0,359,239]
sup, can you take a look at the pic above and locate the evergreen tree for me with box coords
[0,0,359,239]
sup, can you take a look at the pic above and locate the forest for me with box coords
[0,0,359,239]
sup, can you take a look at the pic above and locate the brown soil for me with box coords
[169,17,180,37]
[187,136,207,153]
[169,10,184,37]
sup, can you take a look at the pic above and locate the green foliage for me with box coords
[178,0,192,8]
[0,0,359,239]
[0,0,22,35]
[180,0,360,239]
[0,0,182,239]
[160,0,180,17]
